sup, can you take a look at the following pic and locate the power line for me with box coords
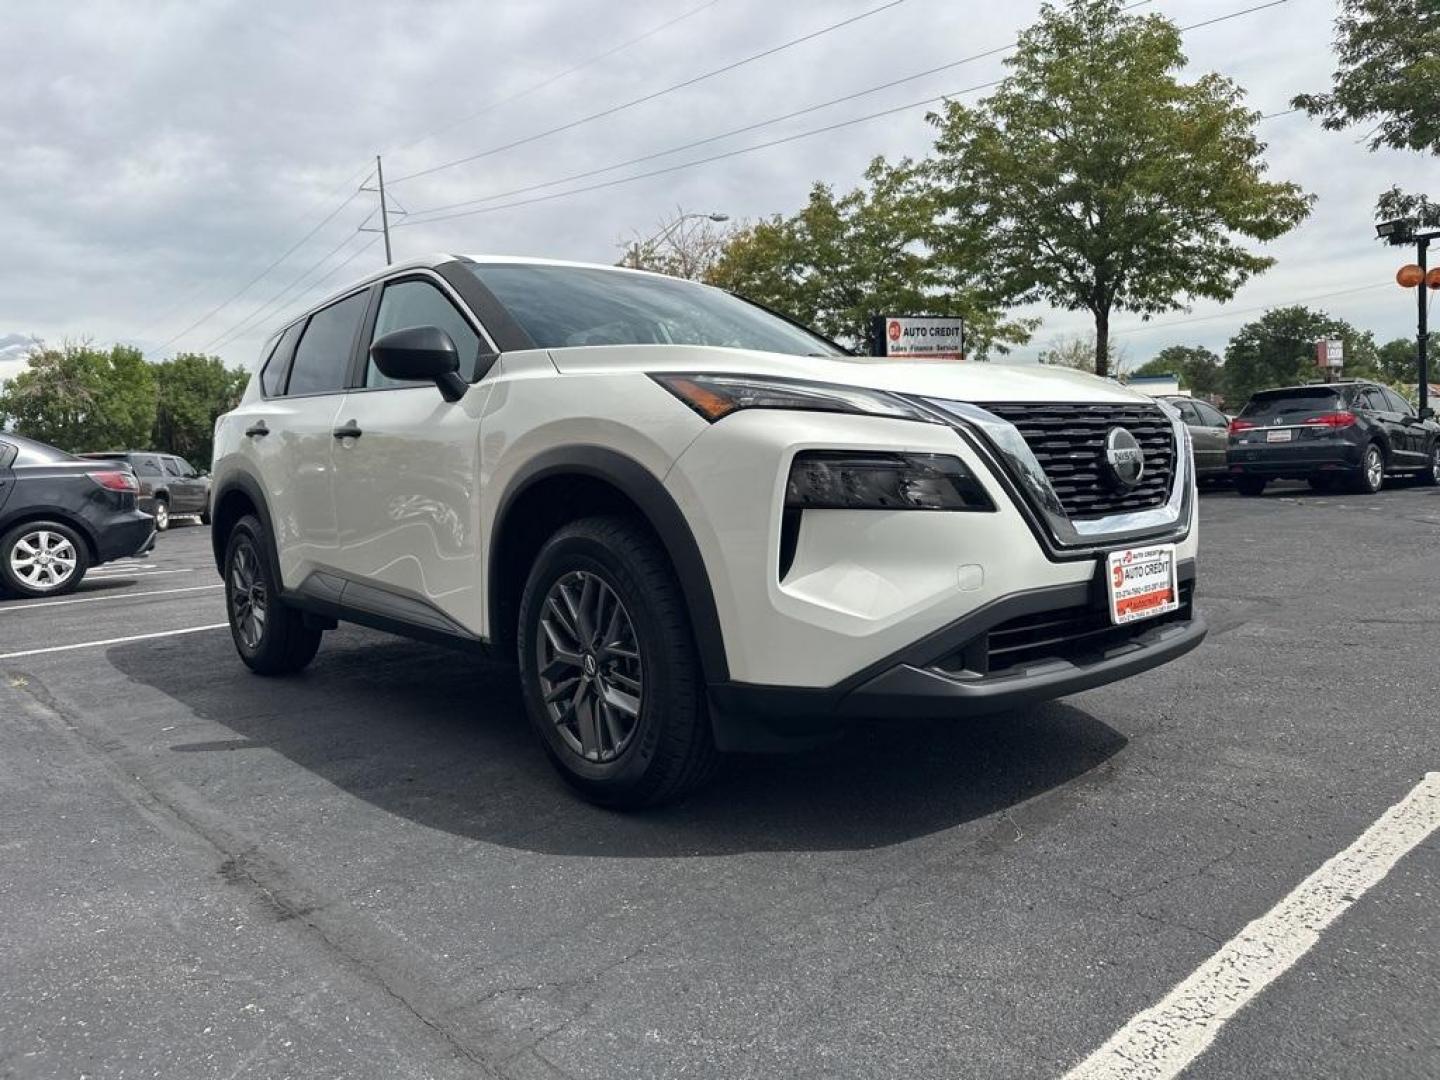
[402,40,1019,221]
[1111,282,1393,338]
[387,0,908,185]
[389,0,724,157]
[396,0,1290,229]
[202,218,374,353]
[158,167,373,349]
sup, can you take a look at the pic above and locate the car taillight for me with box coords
[88,471,139,492]
[1302,411,1357,429]
[1228,419,1256,434]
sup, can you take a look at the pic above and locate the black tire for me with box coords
[1418,443,1440,487]
[517,515,718,808]
[1235,476,1266,497]
[1349,443,1385,494]
[0,520,90,599]
[200,509,212,526]
[153,497,170,531]
[223,514,321,675]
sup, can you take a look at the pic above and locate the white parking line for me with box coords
[1064,772,1440,1080]
[0,623,229,660]
[87,567,193,578]
[0,584,223,613]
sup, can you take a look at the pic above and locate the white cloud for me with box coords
[0,0,1429,373]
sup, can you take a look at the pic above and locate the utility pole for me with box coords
[361,154,397,265]
[1417,234,1430,418]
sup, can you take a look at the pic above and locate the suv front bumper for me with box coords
[710,561,1203,735]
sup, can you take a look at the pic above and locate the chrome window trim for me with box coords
[918,397,1194,549]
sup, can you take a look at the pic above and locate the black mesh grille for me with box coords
[982,402,1177,519]
[931,581,1195,679]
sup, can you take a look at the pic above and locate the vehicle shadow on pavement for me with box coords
[109,627,1127,857]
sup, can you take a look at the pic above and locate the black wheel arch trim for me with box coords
[209,470,282,583]
[489,445,730,684]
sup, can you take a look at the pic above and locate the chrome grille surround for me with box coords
[917,396,1194,553]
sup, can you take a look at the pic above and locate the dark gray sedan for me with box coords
[1156,394,1230,483]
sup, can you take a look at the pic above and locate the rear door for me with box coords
[161,456,202,513]
[328,273,495,635]
[231,289,369,588]
[1381,388,1424,465]
[1356,386,1408,465]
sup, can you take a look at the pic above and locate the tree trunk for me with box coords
[1094,307,1111,379]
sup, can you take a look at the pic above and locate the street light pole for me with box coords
[628,211,729,269]
[1417,234,1430,419]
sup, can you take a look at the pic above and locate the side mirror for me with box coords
[370,325,468,403]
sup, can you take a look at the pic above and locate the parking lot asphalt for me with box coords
[2,485,1438,1080]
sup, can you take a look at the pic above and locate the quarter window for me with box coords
[367,279,483,387]
[133,455,162,477]
[288,291,369,396]
[260,323,301,398]
[162,457,183,478]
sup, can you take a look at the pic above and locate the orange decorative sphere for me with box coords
[1397,264,1425,288]
[1427,267,1440,291]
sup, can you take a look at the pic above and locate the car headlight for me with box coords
[652,373,936,424]
[785,450,994,512]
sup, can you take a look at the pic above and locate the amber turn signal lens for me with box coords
[1397,264,1425,288]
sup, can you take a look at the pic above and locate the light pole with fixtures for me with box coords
[624,212,730,270]
[1377,217,1440,419]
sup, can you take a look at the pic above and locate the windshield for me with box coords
[465,263,845,357]
[1240,387,1342,418]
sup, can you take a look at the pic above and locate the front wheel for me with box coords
[517,515,718,808]
[0,521,89,599]
[223,515,321,675]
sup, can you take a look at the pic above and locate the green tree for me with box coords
[1376,334,1437,384]
[0,341,156,451]
[152,353,249,465]
[707,159,1032,355]
[1293,1,1440,225]
[1130,345,1223,396]
[1037,333,1128,374]
[922,0,1312,377]
[1223,307,1378,405]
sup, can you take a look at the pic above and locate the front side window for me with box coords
[465,263,844,357]
[368,279,483,387]
[287,291,369,396]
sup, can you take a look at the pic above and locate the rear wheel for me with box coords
[1235,476,1266,497]
[153,497,170,532]
[517,515,718,808]
[0,521,89,599]
[1350,444,1384,494]
[223,515,321,675]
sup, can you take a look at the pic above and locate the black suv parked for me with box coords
[1227,381,1440,495]
[77,451,212,529]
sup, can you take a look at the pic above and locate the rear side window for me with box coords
[1357,388,1388,412]
[1240,388,1341,418]
[367,279,483,387]
[162,457,183,477]
[1382,388,1414,415]
[259,325,300,398]
[287,291,369,396]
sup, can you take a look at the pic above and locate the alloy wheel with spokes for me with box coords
[228,540,268,650]
[10,528,79,592]
[536,570,644,763]
[1362,445,1384,493]
[153,500,170,531]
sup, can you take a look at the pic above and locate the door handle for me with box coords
[333,421,363,439]
[245,422,269,438]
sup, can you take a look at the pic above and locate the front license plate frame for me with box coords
[1106,544,1179,626]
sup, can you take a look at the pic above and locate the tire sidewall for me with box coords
[518,533,676,791]
[1361,444,1384,493]
[223,518,272,664]
[0,520,89,598]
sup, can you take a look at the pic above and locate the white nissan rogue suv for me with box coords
[211,254,1205,806]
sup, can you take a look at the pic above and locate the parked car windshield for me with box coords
[1239,387,1342,417]
[465,263,845,357]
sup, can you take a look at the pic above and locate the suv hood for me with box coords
[545,344,1152,406]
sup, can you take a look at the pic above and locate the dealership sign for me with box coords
[1315,338,1345,369]
[870,315,966,361]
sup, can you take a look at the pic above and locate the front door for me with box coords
[328,275,493,635]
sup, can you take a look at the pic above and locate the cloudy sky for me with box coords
[0,0,1432,382]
